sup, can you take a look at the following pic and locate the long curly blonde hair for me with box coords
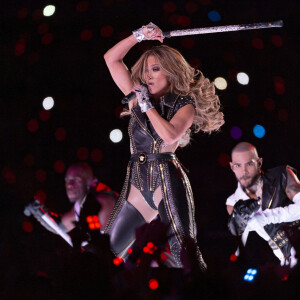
[131,45,224,134]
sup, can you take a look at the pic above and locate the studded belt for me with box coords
[130,152,176,165]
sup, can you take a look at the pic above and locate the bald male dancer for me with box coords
[27,162,117,252]
[226,142,300,267]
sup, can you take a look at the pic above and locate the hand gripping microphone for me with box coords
[121,84,148,104]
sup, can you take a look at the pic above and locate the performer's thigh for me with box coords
[109,197,146,256]
[127,184,159,223]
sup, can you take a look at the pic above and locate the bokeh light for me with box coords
[41,33,54,45]
[27,119,39,132]
[253,124,266,138]
[271,35,283,47]
[237,72,249,85]
[2,167,16,184]
[36,169,47,182]
[214,77,227,90]
[185,2,198,13]
[43,5,56,17]
[110,129,123,143]
[181,37,194,49]
[238,94,250,106]
[80,29,93,41]
[55,127,67,141]
[163,2,177,13]
[76,1,89,12]
[230,126,242,140]
[22,221,34,233]
[218,153,230,167]
[54,160,66,173]
[149,278,159,290]
[264,98,275,111]
[177,15,191,26]
[15,40,26,56]
[278,109,288,122]
[274,76,285,95]
[90,149,103,162]
[100,25,114,37]
[77,147,89,160]
[42,97,54,110]
[208,10,221,22]
[252,38,264,49]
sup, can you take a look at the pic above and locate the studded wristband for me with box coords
[132,27,145,42]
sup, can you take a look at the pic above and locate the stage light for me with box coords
[77,147,89,160]
[244,268,258,282]
[110,129,123,143]
[41,33,54,45]
[185,2,198,13]
[100,25,114,37]
[214,77,227,90]
[253,124,266,138]
[163,1,177,13]
[53,160,66,174]
[80,29,93,41]
[27,119,39,132]
[218,153,230,167]
[238,94,250,106]
[55,128,67,141]
[237,72,249,85]
[2,167,16,184]
[149,279,159,290]
[274,76,285,95]
[264,98,275,111]
[42,97,54,110]
[208,10,221,22]
[271,35,283,47]
[252,38,264,49]
[23,221,33,233]
[91,149,103,162]
[230,126,242,140]
[181,37,195,49]
[43,5,55,17]
[36,169,47,182]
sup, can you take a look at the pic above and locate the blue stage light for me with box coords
[244,268,258,281]
[253,124,266,138]
[208,10,221,22]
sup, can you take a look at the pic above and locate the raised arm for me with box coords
[104,35,137,97]
[104,22,164,109]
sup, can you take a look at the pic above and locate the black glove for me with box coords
[228,198,260,236]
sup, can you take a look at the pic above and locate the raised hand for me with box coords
[133,22,164,43]
[134,84,154,113]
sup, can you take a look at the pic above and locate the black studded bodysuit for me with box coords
[105,93,207,270]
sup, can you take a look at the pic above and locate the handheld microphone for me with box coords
[121,84,148,104]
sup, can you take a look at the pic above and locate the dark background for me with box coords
[1,0,299,294]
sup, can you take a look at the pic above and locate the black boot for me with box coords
[107,200,146,259]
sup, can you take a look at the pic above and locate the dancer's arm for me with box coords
[104,23,163,110]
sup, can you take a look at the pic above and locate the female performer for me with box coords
[103,22,224,270]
